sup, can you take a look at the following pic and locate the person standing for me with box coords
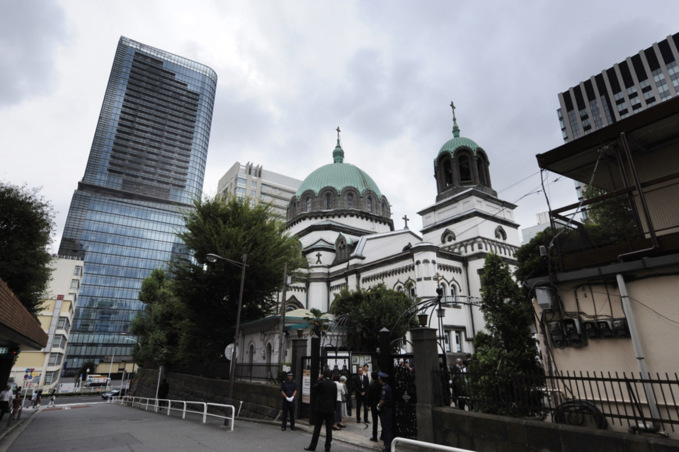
[377,372,393,452]
[10,389,23,423]
[0,385,13,422]
[451,358,467,410]
[353,367,369,423]
[332,374,345,430]
[305,370,337,452]
[367,371,381,442]
[279,371,297,431]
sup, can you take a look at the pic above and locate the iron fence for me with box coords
[234,363,279,383]
[436,370,679,434]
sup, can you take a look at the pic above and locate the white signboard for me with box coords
[302,369,311,404]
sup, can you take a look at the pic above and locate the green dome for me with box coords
[435,109,483,162]
[295,137,383,198]
[296,162,383,198]
[438,136,481,156]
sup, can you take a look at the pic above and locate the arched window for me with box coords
[495,226,507,241]
[347,193,354,208]
[367,196,372,212]
[324,193,332,209]
[306,197,312,212]
[441,229,456,244]
[443,159,453,186]
[459,154,472,182]
[477,158,488,186]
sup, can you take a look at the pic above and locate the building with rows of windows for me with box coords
[10,257,83,391]
[557,32,679,142]
[217,162,301,219]
[58,37,217,376]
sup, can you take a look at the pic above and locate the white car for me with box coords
[101,389,127,400]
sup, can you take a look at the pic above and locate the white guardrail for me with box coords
[112,396,236,431]
[392,437,475,452]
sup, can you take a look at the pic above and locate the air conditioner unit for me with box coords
[535,287,554,310]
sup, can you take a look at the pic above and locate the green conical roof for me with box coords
[295,134,383,198]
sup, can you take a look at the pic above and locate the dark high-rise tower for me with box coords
[59,37,217,375]
[557,32,679,142]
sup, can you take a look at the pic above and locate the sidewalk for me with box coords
[0,405,41,443]
[274,416,382,451]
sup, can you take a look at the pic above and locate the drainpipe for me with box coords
[615,274,661,424]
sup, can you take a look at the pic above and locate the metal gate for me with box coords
[389,354,417,439]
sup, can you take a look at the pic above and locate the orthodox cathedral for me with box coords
[240,105,522,365]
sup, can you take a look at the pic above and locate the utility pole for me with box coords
[278,263,288,369]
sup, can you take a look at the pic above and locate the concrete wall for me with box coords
[432,407,679,452]
[132,369,284,420]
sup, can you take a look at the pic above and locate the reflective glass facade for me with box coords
[59,37,217,375]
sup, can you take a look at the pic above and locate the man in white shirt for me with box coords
[0,384,14,422]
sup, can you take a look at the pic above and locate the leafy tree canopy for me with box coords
[514,228,555,284]
[169,195,306,364]
[582,185,638,243]
[471,253,541,415]
[0,182,54,316]
[131,268,186,368]
[331,284,417,352]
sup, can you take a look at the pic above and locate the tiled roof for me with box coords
[0,278,48,350]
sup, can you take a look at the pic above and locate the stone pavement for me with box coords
[0,402,385,452]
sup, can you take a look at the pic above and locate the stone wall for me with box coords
[432,407,679,452]
[132,369,283,420]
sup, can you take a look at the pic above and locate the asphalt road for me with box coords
[1,402,367,452]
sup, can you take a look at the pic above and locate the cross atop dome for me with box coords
[450,100,460,138]
[333,126,344,163]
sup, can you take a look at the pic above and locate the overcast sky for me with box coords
[2,1,678,252]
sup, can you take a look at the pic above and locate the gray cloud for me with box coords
[0,0,68,108]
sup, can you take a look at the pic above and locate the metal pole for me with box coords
[155,365,163,399]
[107,348,116,388]
[278,263,288,369]
[616,274,661,423]
[228,254,248,402]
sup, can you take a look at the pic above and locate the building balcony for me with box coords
[536,96,679,273]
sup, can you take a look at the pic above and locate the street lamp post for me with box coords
[206,252,248,403]
[107,347,117,388]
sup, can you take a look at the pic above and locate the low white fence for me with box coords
[113,396,236,431]
[392,437,475,452]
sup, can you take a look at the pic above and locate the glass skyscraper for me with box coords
[59,37,217,375]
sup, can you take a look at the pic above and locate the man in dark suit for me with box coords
[353,366,369,423]
[305,370,337,452]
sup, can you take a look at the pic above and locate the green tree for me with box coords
[304,308,331,337]
[582,185,638,243]
[514,228,555,283]
[131,269,186,369]
[331,284,416,352]
[170,195,306,365]
[470,253,541,416]
[0,183,54,316]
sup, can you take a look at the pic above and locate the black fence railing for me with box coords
[235,363,279,383]
[436,370,679,433]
